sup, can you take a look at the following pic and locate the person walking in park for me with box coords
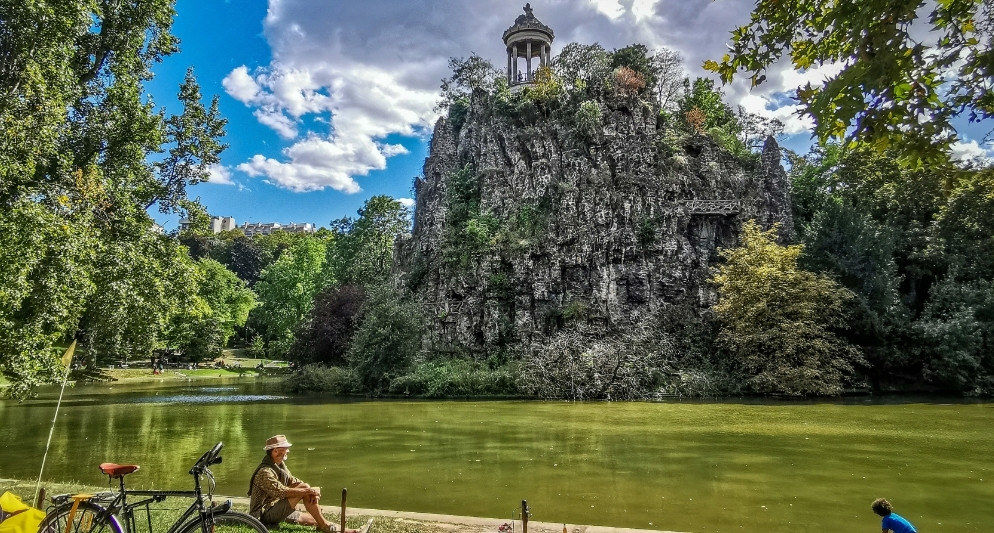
[872,498,917,533]
[248,434,367,533]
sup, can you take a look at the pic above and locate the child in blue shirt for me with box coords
[871,498,917,533]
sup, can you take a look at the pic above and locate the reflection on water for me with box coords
[127,394,287,404]
[1,380,992,533]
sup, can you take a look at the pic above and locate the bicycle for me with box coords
[38,442,269,533]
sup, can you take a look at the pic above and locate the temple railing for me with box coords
[681,199,740,215]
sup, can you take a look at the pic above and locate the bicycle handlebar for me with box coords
[190,442,223,475]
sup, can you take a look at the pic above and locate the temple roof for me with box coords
[502,3,554,43]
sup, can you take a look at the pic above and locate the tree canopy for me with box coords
[705,0,994,165]
[0,0,226,396]
[712,221,864,395]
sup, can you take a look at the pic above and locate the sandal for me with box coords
[316,524,337,533]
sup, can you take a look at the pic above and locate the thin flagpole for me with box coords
[34,340,76,506]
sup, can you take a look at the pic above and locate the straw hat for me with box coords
[264,434,293,451]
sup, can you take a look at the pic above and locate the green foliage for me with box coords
[81,231,198,365]
[463,213,500,254]
[387,358,520,398]
[281,364,359,395]
[930,169,994,281]
[636,216,658,247]
[347,287,423,393]
[520,320,675,400]
[561,301,589,323]
[609,44,657,95]
[914,276,994,394]
[448,97,470,132]
[712,221,864,396]
[677,78,740,135]
[552,43,612,97]
[442,164,488,267]
[212,235,273,286]
[528,65,562,105]
[247,336,266,359]
[290,284,366,367]
[705,0,993,166]
[327,195,411,287]
[167,258,256,362]
[252,236,328,357]
[800,200,907,382]
[0,200,97,397]
[153,70,228,212]
[437,54,500,112]
[707,125,751,160]
[786,143,845,230]
[574,100,603,140]
[0,0,227,395]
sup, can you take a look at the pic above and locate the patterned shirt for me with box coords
[248,454,302,518]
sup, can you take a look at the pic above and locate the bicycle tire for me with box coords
[177,511,269,533]
[39,501,125,533]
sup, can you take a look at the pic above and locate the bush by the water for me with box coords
[281,359,520,398]
[282,364,358,394]
[520,320,676,400]
[388,358,520,398]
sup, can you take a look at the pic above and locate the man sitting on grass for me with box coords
[248,435,366,533]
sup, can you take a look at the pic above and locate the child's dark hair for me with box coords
[871,498,893,517]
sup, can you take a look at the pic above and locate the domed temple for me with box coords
[502,3,554,87]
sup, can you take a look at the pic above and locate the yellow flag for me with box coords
[61,340,77,368]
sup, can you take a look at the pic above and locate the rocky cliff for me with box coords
[397,88,792,355]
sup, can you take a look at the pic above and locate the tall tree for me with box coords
[80,232,197,366]
[289,284,366,367]
[0,0,227,396]
[705,0,994,166]
[252,236,329,357]
[326,195,411,287]
[712,221,864,395]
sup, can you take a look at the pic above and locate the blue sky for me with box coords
[146,0,994,231]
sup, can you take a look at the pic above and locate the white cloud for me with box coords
[589,0,625,21]
[631,0,659,23]
[397,197,415,208]
[951,139,994,163]
[237,133,399,193]
[253,109,297,139]
[222,66,260,104]
[206,164,234,185]
[223,0,770,193]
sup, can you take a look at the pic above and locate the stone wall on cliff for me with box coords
[397,88,793,355]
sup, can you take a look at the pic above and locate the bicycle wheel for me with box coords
[178,511,269,533]
[39,501,125,533]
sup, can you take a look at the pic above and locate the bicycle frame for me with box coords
[51,442,232,533]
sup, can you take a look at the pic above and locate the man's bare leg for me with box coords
[287,495,361,533]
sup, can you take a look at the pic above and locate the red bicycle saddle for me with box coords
[99,463,140,477]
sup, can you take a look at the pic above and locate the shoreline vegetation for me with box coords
[0,344,958,400]
[2,480,671,533]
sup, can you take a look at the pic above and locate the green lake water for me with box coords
[1,379,992,532]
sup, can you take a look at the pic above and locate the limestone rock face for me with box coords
[397,91,792,354]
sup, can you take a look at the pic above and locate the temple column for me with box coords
[507,49,513,85]
[526,41,532,79]
[513,45,519,83]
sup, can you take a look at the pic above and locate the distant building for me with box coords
[178,216,237,234]
[240,221,316,237]
[212,216,237,233]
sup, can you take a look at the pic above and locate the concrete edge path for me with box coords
[226,497,684,533]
